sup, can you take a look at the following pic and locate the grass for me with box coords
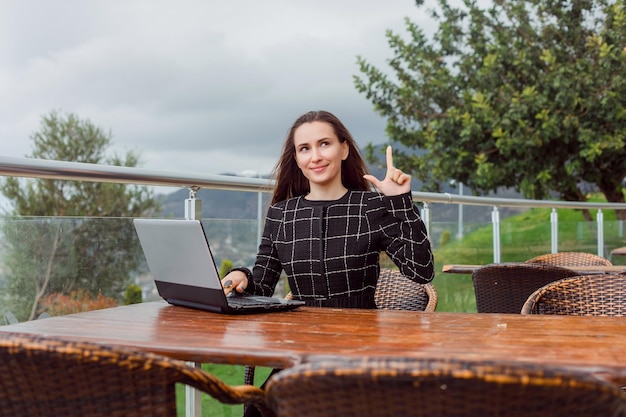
[177,196,626,414]
[176,364,272,416]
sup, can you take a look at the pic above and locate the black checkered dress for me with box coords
[243,190,434,307]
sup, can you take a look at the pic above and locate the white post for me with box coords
[257,191,263,248]
[421,202,431,237]
[184,186,202,417]
[185,362,202,417]
[492,206,501,263]
[550,208,558,254]
[184,186,202,220]
[597,209,604,257]
[457,182,464,239]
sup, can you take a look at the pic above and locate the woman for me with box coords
[222,110,434,309]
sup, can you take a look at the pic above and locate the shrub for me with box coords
[40,289,118,316]
[124,283,143,305]
[219,259,234,278]
[440,229,452,247]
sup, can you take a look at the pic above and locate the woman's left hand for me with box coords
[363,146,411,196]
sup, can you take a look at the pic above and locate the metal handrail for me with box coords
[0,156,271,193]
[0,155,624,260]
[1,155,625,210]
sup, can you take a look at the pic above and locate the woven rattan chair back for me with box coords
[285,268,437,311]
[265,357,626,417]
[472,262,578,313]
[374,268,438,311]
[526,252,613,266]
[0,332,272,417]
[521,274,626,316]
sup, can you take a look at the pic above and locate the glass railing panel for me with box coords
[0,216,146,324]
[602,220,626,264]
[432,220,490,313]
[556,220,623,258]
[0,216,266,324]
[2,216,624,323]
[500,220,552,261]
[431,220,493,259]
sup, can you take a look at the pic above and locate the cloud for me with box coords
[0,0,427,178]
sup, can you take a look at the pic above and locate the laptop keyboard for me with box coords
[228,295,282,306]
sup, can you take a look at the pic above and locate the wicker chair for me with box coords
[243,268,438,389]
[265,357,626,417]
[0,332,273,417]
[373,268,438,312]
[521,274,626,316]
[526,251,613,266]
[472,262,578,313]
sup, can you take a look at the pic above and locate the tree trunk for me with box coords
[598,179,626,221]
[562,187,593,222]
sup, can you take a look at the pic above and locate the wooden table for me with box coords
[442,263,626,275]
[610,247,626,267]
[2,300,626,386]
[611,246,626,258]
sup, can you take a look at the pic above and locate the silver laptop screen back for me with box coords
[134,219,221,290]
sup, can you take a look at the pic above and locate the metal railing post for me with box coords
[421,202,431,237]
[597,209,604,257]
[185,362,202,417]
[550,208,558,254]
[457,182,464,239]
[492,206,501,263]
[184,186,202,417]
[184,186,202,220]
[257,192,263,248]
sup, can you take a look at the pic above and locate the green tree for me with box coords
[0,111,160,321]
[355,0,626,219]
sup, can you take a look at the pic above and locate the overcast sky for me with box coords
[0,0,435,184]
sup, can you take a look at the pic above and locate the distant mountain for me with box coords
[155,165,526,222]
[156,186,526,224]
[365,143,526,222]
[157,187,271,219]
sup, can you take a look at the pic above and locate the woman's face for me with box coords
[293,121,349,189]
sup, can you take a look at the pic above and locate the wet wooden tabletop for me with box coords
[2,301,626,384]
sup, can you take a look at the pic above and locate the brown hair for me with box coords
[271,110,370,205]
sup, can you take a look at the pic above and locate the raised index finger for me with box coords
[385,146,395,175]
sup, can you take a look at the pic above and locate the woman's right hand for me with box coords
[363,146,411,196]
[221,270,248,295]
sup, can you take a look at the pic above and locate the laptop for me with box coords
[133,218,304,314]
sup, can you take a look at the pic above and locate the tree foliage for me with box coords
[0,111,160,320]
[355,0,626,217]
